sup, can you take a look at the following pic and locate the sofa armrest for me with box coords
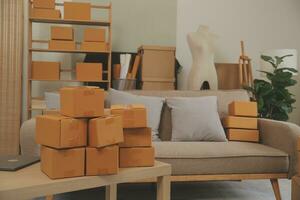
[258,118,300,178]
[20,118,40,157]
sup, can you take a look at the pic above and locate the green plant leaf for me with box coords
[275,68,298,73]
[261,55,276,68]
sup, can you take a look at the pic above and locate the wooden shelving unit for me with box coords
[27,0,112,118]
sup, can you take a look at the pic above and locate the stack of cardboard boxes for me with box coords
[81,28,108,52]
[222,101,259,142]
[31,0,61,19]
[49,26,76,51]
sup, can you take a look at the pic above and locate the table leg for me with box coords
[157,176,170,200]
[105,184,117,200]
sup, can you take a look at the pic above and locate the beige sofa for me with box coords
[20,90,300,200]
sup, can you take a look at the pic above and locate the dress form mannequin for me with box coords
[187,25,218,90]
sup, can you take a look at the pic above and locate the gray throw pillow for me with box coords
[166,96,227,142]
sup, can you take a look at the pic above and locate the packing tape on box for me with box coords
[83,90,95,96]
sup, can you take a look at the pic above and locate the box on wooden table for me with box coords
[88,115,123,148]
[33,0,55,9]
[110,104,147,128]
[64,2,91,21]
[86,145,119,176]
[81,42,108,52]
[119,147,154,168]
[30,8,61,19]
[228,101,258,117]
[40,146,85,179]
[76,63,103,81]
[36,115,87,148]
[226,129,259,142]
[84,28,105,42]
[60,86,104,118]
[222,116,257,129]
[32,61,60,80]
[51,26,74,41]
[292,176,300,200]
[120,128,152,147]
[49,40,76,51]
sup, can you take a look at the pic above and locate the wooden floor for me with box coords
[34,179,291,200]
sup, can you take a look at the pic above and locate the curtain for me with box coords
[0,0,24,155]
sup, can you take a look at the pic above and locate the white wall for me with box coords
[176,0,300,124]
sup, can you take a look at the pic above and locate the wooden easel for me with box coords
[239,41,253,87]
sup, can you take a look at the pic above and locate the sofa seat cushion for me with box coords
[154,141,289,175]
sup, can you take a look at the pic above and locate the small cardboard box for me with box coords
[31,8,61,19]
[60,86,104,118]
[228,101,258,117]
[36,115,87,148]
[49,40,76,51]
[111,104,147,128]
[51,26,74,41]
[84,28,105,42]
[86,145,119,176]
[226,129,259,142]
[222,116,257,129]
[119,147,154,168]
[33,0,55,9]
[89,115,124,148]
[81,42,108,52]
[64,2,91,21]
[32,61,60,80]
[40,146,85,179]
[292,176,300,200]
[120,127,152,147]
[76,63,103,81]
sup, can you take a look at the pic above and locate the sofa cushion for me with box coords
[154,141,289,175]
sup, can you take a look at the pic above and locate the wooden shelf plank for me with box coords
[29,79,109,83]
[29,48,110,54]
[29,18,110,26]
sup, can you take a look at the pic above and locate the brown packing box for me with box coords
[64,2,91,21]
[60,86,104,118]
[226,129,259,142]
[111,104,147,128]
[49,40,76,51]
[31,8,61,19]
[36,115,87,148]
[120,128,152,147]
[84,28,106,42]
[81,42,108,52]
[222,116,258,129]
[40,146,85,179]
[228,101,258,117]
[33,0,55,9]
[119,147,154,168]
[76,63,103,81]
[51,26,74,41]
[32,61,60,80]
[88,115,123,148]
[292,176,300,200]
[86,146,119,176]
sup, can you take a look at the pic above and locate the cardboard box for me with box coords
[120,128,152,147]
[141,81,175,90]
[84,28,105,42]
[228,101,258,117]
[64,2,91,21]
[40,146,85,179]
[111,104,147,128]
[32,61,60,80]
[222,116,257,129]
[33,0,55,9]
[60,86,104,118]
[31,8,61,19]
[43,109,60,115]
[51,26,74,41]
[226,129,259,142]
[86,146,119,176]
[49,40,76,51]
[76,63,103,81]
[88,115,124,148]
[119,147,154,168]
[36,115,87,148]
[81,42,108,52]
[292,176,300,200]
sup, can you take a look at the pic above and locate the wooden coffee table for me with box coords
[0,161,171,200]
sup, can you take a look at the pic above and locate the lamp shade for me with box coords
[260,49,298,75]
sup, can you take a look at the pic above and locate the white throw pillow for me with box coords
[107,89,165,140]
[166,96,227,142]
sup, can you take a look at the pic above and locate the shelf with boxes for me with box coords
[27,0,112,118]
